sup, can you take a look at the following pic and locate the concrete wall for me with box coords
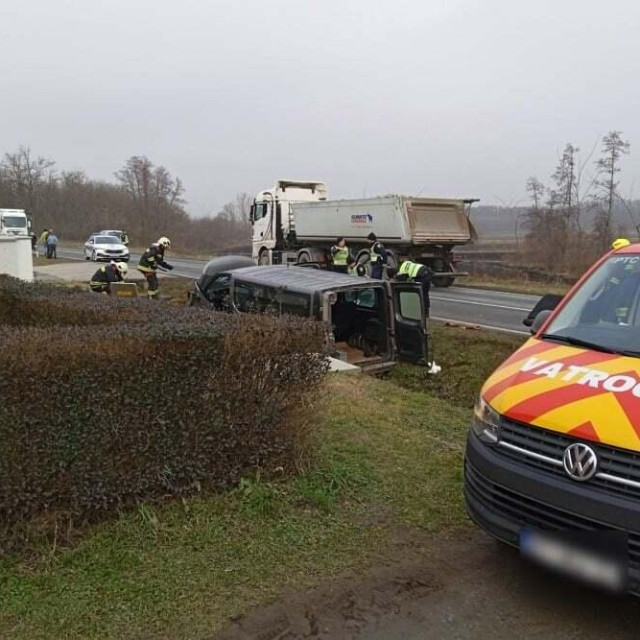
[0,235,34,282]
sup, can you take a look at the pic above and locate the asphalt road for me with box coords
[57,247,538,335]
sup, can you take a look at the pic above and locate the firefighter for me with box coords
[396,260,433,318]
[330,237,350,273]
[137,237,174,298]
[90,261,128,294]
[121,230,130,246]
[367,233,387,279]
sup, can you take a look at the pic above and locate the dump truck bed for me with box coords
[291,196,472,245]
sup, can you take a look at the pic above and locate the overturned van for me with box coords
[190,257,429,374]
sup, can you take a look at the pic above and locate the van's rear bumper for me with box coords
[464,429,640,595]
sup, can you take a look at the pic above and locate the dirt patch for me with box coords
[216,530,640,640]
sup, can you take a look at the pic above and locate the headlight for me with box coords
[472,396,501,444]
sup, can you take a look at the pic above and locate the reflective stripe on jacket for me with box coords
[138,245,165,271]
[90,264,120,285]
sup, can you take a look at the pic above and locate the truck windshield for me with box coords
[543,254,640,357]
[2,217,26,228]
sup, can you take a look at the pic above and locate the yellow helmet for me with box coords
[612,238,631,251]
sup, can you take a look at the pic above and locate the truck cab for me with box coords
[0,209,30,236]
[251,180,327,265]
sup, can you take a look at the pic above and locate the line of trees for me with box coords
[522,131,638,275]
[0,147,251,253]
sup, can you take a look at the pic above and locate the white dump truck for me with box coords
[0,209,30,236]
[250,180,477,286]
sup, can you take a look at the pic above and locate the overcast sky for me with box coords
[2,0,640,215]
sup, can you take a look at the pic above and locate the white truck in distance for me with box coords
[0,209,30,236]
[250,180,477,286]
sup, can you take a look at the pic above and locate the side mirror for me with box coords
[530,309,554,334]
[249,204,255,222]
[523,293,563,328]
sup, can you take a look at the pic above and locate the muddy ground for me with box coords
[216,530,639,640]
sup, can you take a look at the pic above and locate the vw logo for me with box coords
[562,442,598,482]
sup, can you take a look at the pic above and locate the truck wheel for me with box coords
[297,249,313,264]
[384,250,399,278]
[258,249,270,266]
[433,263,455,288]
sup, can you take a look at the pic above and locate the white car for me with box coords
[84,234,130,262]
[100,229,129,245]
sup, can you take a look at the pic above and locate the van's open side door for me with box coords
[390,282,428,364]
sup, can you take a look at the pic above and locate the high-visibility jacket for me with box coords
[138,244,168,272]
[331,245,349,266]
[399,261,425,279]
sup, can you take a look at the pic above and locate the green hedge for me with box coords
[0,277,328,551]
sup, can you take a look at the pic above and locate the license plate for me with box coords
[520,529,627,593]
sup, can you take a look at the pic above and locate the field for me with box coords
[0,322,524,639]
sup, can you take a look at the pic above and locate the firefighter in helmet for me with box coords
[137,237,173,298]
[89,261,128,294]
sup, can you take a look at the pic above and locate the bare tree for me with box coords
[526,176,545,211]
[0,146,56,213]
[550,143,580,229]
[593,131,630,248]
[115,156,186,239]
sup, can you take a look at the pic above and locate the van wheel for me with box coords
[258,249,270,266]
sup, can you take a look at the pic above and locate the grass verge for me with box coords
[457,274,570,297]
[391,323,525,408]
[0,325,524,639]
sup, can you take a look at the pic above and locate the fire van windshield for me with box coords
[542,254,640,358]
